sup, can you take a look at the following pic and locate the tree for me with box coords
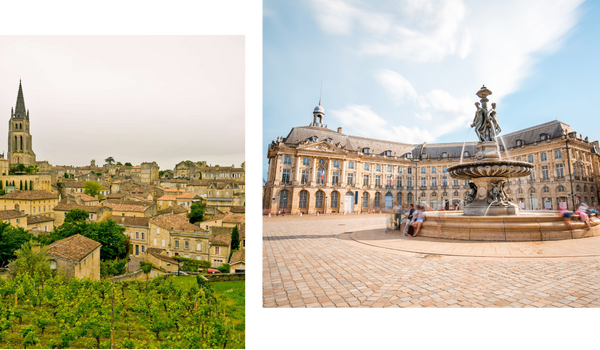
[241,161,245,168]
[29,180,33,191]
[217,263,230,273]
[0,223,34,265]
[20,325,39,349]
[83,181,102,198]
[140,262,153,288]
[188,202,205,224]
[10,242,53,286]
[24,165,38,175]
[105,157,115,165]
[19,180,23,190]
[116,162,123,166]
[64,209,89,223]
[231,226,240,251]
[124,162,132,167]
[23,181,28,190]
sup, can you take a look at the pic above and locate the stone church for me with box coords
[8,80,36,166]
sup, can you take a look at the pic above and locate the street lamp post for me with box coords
[530,193,533,210]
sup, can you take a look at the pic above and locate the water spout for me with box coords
[460,128,471,164]
[498,135,510,160]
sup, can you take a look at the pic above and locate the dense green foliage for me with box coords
[37,217,128,261]
[105,157,115,165]
[231,226,240,251]
[83,182,102,198]
[217,263,231,274]
[0,274,243,349]
[64,209,89,224]
[100,259,128,278]
[124,163,132,167]
[173,256,210,272]
[10,242,53,284]
[0,223,34,266]
[188,202,205,224]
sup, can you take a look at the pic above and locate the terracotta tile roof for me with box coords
[27,215,55,224]
[46,234,101,262]
[231,206,245,213]
[2,190,58,200]
[158,195,177,201]
[150,214,204,232]
[110,216,150,227]
[63,181,85,188]
[188,179,238,186]
[239,223,245,240]
[106,193,126,199]
[157,205,189,215]
[0,210,27,220]
[104,202,151,212]
[222,213,245,224]
[209,226,233,246]
[229,249,245,265]
[69,193,98,201]
[53,203,106,213]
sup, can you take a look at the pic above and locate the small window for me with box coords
[376,165,381,172]
[50,260,57,269]
[516,140,523,146]
[407,168,412,174]
[421,154,427,159]
[421,167,426,174]
[555,150,561,159]
[364,164,370,171]
[541,153,547,161]
[303,157,310,166]
[387,165,392,173]
[432,167,437,174]
[405,153,412,158]
[397,167,402,174]
[528,155,534,163]
[385,150,392,156]
[363,148,370,154]
[333,160,340,168]
[442,152,448,158]
[319,159,325,165]
[326,138,332,143]
[184,241,189,250]
[175,240,179,248]
[540,133,548,141]
[443,167,447,173]
[283,156,292,165]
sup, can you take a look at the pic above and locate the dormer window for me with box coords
[516,140,523,147]
[384,150,392,156]
[405,153,412,158]
[442,152,448,158]
[463,151,470,158]
[363,148,370,154]
[326,138,332,143]
[311,136,318,142]
[540,133,549,141]
[421,154,427,159]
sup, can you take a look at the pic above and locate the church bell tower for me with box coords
[8,80,36,165]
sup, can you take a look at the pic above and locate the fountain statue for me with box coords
[447,86,534,216]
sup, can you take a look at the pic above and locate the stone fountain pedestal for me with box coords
[448,141,534,216]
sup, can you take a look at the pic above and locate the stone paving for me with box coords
[263,214,600,308]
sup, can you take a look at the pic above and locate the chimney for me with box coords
[337,127,342,133]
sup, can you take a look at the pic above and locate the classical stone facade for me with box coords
[264,103,600,214]
[8,81,36,166]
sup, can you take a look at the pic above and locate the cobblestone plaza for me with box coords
[263,215,600,308]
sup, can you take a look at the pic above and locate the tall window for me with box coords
[555,150,561,159]
[363,175,369,186]
[556,164,564,179]
[407,193,413,205]
[431,177,438,187]
[398,167,402,174]
[375,175,381,187]
[396,177,402,188]
[442,176,447,187]
[432,167,437,174]
[387,165,392,173]
[348,161,354,169]
[397,192,402,204]
[376,165,381,172]
[332,172,339,185]
[281,169,290,184]
[528,155,534,163]
[284,156,292,165]
[374,193,381,207]
[421,177,426,187]
[443,166,447,173]
[541,153,547,161]
[542,166,549,179]
[407,168,412,174]
[301,170,309,184]
[453,179,459,187]
[364,164,370,171]
[317,167,325,184]
[421,167,426,174]
[184,241,189,250]
[347,173,354,185]
[407,177,413,188]
[362,192,369,207]
[303,157,310,166]
[333,160,340,168]
[279,190,289,209]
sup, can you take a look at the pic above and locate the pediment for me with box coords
[297,141,344,153]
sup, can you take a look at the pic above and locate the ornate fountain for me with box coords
[447,86,534,216]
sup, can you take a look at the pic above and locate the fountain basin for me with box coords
[410,211,600,241]
[447,160,534,180]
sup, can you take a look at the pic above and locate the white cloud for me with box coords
[307,0,583,142]
[329,104,434,143]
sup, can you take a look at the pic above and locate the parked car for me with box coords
[206,269,221,274]
[170,271,189,276]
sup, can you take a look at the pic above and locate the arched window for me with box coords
[530,188,536,194]
[558,186,565,192]
[421,192,426,197]
[463,151,470,158]
[362,192,369,207]
[442,152,448,158]
[518,188,523,194]
[431,192,437,197]
[453,191,459,196]
[543,186,549,192]
[576,185,581,192]
[374,192,381,207]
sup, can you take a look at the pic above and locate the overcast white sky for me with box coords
[0,36,245,170]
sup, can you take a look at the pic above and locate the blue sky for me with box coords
[263,0,599,178]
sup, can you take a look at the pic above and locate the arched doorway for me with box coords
[385,192,393,210]
[299,190,308,213]
[344,191,354,213]
[279,190,289,212]
[315,190,324,213]
[330,191,339,213]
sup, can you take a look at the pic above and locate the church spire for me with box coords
[15,80,26,117]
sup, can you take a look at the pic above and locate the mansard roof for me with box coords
[282,120,577,157]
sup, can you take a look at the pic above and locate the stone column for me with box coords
[341,159,346,187]
[311,156,317,185]
[294,155,301,185]
[326,158,332,186]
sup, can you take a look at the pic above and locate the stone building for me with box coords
[148,214,211,260]
[209,226,232,268]
[46,234,101,281]
[264,103,600,214]
[173,160,206,179]
[140,162,159,185]
[112,216,150,257]
[0,210,28,229]
[0,190,59,216]
[8,81,36,166]
[52,202,113,226]
[200,165,245,182]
